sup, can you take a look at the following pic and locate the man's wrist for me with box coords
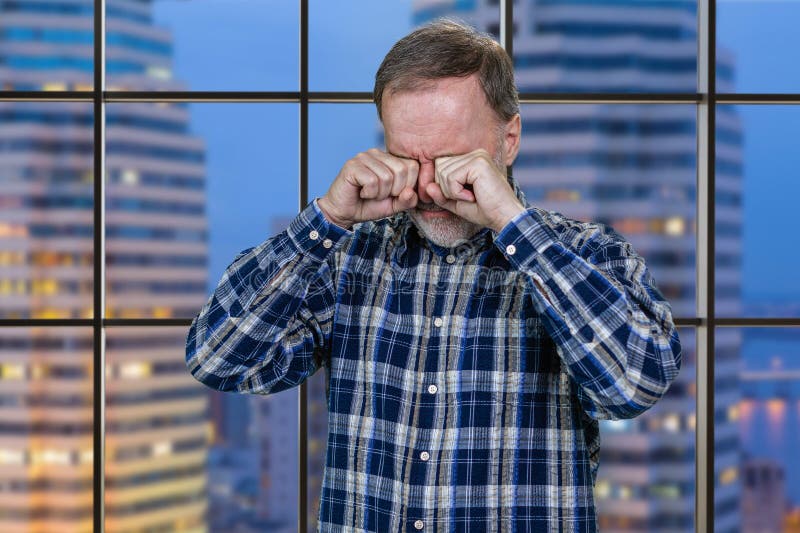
[490,202,527,233]
[317,196,353,230]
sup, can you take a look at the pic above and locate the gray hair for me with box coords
[373,18,519,124]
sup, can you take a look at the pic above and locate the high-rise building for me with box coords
[409,1,743,531]
[741,458,786,533]
[1,1,210,531]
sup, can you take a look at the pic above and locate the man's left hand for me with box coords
[427,149,526,233]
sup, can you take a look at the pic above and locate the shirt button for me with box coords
[420,451,430,461]
[445,254,455,264]
[414,520,424,530]
[322,238,333,249]
[505,244,516,256]
[309,230,319,241]
[433,317,443,328]
[427,384,438,394]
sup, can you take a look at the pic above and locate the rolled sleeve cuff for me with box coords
[286,198,352,261]
[493,207,558,269]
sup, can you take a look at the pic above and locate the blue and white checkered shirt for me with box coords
[186,184,681,532]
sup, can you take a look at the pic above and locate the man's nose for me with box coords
[416,163,434,204]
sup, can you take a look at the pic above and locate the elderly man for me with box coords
[185,19,681,532]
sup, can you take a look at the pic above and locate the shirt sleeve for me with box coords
[493,207,682,420]
[184,198,351,395]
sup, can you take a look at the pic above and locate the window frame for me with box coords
[1,0,800,531]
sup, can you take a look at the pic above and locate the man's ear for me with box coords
[503,114,521,166]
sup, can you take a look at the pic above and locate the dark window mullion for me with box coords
[696,1,716,532]
[93,0,106,532]
[501,0,513,58]
[299,1,310,532]
[7,91,800,105]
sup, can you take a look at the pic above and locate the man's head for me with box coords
[374,19,521,247]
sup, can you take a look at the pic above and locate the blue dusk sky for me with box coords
[149,0,800,305]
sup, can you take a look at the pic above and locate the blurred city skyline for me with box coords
[1,0,799,532]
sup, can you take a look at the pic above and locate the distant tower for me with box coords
[251,387,299,531]
[0,1,210,531]
[411,0,743,531]
[741,458,787,533]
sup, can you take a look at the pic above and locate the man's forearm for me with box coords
[185,199,351,394]
[494,207,682,420]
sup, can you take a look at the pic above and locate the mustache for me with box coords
[414,202,446,211]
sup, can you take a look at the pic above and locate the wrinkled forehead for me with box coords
[381,75,498,156]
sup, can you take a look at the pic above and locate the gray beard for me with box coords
[408,145,507,248]
[407,208,482,248]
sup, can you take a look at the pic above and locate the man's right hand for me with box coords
[317,148,419,230]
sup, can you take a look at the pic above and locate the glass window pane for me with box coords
[717,0,800,93]
[0,102,95,319]
[512,0,698,94]
[0,327,94,530]
[309,0,414,91]
[105,103,299,320]
[0,2,94,91]
[597,327,696,531]
[716,328,800,532]
[715,105,799,318]
[117,0,298,91]
[309,104,381,202]
[519,103,697,318]
[107,326,299,532]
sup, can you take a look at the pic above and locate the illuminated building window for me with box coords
[31,307,70,319]
[119,361,152,380]
[664,216,685,236]
[0,222,28,237]
[1,363,26,380]
[612,218,648,234]
[720,467,738,486]
[596,480,611,498]
[31,278,59,295]
[152,306,173,318]
[545,189,581,201]
[121,168,140,185]
[152,441,172,457]
[31,448,73,466]
[0,449,26,465]
[42,82,68,91]
[663,414,681,433]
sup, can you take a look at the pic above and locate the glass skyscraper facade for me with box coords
[1,1,210,531]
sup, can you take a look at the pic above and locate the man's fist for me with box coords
[427,148,525,233]
[318,148,419,229]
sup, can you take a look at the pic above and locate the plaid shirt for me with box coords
[185,183,681,532]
